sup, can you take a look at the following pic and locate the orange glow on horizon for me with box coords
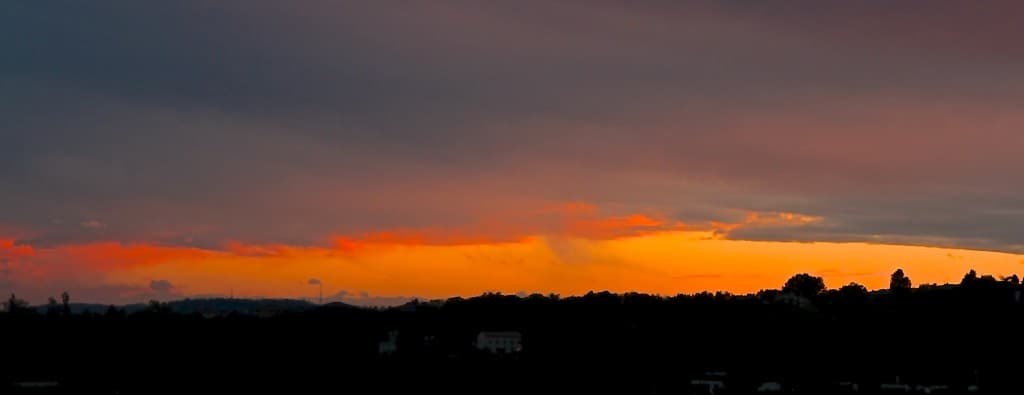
[3,230,1022,305]
[1,205,1021,304]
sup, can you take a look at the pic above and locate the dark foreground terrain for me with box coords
[2,270,1021,394]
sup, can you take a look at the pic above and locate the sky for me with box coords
[3,1,1024,305]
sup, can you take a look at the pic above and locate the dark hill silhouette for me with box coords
[164,297,318,316]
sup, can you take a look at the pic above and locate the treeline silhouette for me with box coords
[3,268,1023,394]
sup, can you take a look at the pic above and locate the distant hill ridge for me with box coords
[32,297,339,316]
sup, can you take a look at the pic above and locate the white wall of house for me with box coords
[475,331,522,353]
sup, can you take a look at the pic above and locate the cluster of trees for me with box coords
[777,267,1023,299]
[5,291,93,317]
[781,268,914,299]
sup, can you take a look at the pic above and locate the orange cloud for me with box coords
[331,236,365,254]
[223,240,306,258]
[323,205,823,254]
[53,242,215,271]
[710,221,743,232]
[0,242,217,293]
[754,211,824,226]
[362,229,505,246]
[567,214,666,239]
[0,239,35,259]
[327,205,674,253]
[709,211,823,234]
[331,229,523,253]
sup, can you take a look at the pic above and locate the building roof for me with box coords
[478,331,522,339]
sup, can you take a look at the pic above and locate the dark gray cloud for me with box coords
[150,280,175,293]
[727,195,1024,253]
[2,2,1024,252]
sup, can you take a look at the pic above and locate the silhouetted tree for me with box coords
[46,297,60,317]
[839,282,868,297]
[61,291,71,316]
[783,273,825,298]
[890,269,912,293]
[5,293,28,314]
[962,269,978,285]
[757,289,781,302]
[830,282,869,307]
[1001,274,1019,285]
[145,300,172,315]
[104,305,125,318]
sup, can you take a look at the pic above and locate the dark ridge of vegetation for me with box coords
[29,297,322,316]
[3,268,1023,394]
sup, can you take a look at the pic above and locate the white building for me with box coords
[880,376,922,393]
[915,384,950,394]
[880,382,911,392]
[475,331,522,353]
[690,379,725,395]
[838,381,860,392]
[378,331,398,355]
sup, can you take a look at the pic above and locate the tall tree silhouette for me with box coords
[5,293,28,314]
[61,291,71,316]
[962,269,978,285]
[783,273,825,298]
[890,269,912,292]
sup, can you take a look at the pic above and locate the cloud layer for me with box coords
[3,2,1024,302]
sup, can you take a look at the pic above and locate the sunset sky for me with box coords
[3,2,1024,305]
